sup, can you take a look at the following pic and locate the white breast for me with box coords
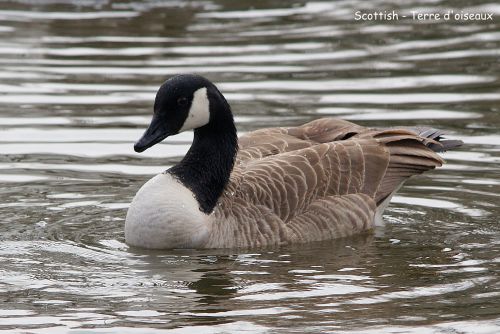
[125,173,211,249]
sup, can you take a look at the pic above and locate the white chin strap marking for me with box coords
[179,87,210,132]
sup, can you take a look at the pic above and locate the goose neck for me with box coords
[168,109,237,214]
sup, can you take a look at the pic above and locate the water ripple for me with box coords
[0,0,498,333]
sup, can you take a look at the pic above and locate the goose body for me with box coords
[125,74,462,249]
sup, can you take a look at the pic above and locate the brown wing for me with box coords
[210,117,458,247]
[237,118,364,161]
[230,139,389,221]
[238,118,448,204]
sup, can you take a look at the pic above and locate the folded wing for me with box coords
[213,118,461,246]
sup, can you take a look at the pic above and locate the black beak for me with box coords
[134,114,174,153]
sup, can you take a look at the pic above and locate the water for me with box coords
[0,0,499,333]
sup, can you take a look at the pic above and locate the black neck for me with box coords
[168,91,237,214]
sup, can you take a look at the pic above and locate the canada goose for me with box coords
[125,74,463,249]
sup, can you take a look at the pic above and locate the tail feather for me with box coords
[369,127,462,206]
[428,139,463,152]
[404,126,463,152]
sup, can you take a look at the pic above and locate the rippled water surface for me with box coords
[1,0,499,333]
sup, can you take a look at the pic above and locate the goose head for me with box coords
[134,74,230,153]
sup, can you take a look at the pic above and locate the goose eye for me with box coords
[177,97,188,106]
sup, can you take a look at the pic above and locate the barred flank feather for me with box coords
[205,118,463,248]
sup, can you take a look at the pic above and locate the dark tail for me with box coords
[406,126,463,152]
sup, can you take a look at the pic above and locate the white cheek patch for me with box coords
[179,87,210,132]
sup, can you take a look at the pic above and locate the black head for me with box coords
[134,74,218,153]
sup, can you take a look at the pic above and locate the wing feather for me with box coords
[210,117,461,247]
